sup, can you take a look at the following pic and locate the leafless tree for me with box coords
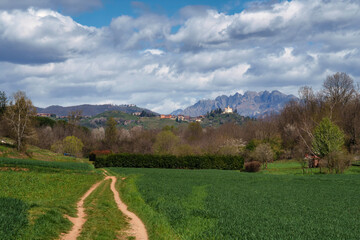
[4,91,36,151]
[322,72,355,106]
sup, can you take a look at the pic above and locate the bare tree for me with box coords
[5,91,36,151]
[251,143,274,169]
[323,72,355,106]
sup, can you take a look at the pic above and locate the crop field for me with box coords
[0,157,102,240]
[109,167,360,240]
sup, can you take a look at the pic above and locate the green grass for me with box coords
[262,159,360,175]
[79,178,128,240]
[109,167,360,240]
[0,137,90,162]
[0,157,94,171]
[0,198,29,240]
[0,162,102,239]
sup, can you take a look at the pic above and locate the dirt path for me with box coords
[60,180,103,240]
[106,176,149,240]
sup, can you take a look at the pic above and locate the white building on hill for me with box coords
[223,106,233,114]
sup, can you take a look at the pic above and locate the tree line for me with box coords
[0,72,357,173]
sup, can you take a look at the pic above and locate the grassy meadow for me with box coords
[0,157,102,240]
[109,166,360,240]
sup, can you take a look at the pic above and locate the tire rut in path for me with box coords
[60,180,103,240]
[106,176,149,240]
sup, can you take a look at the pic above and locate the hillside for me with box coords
[201,112,251,127]
[80,110,188,129]
[172,90,298,117]
[37,104,158,117]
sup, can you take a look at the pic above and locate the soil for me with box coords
[106,176,149,240]
[60,180,103,240]
[0,167,29,171]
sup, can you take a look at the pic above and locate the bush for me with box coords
[325,151,351,174]
[93,153,244,170]
[89,150,112,162]
[244,161,261,172]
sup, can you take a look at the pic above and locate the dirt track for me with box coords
[107,176,149,240]
[60,174,148,240]
[60,180,103,240]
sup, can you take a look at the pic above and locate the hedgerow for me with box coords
[93,153,243,170]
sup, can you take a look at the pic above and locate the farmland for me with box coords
[0,158,103,240]
[109,167,360,240]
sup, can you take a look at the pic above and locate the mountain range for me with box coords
[37,104,158,117]
[171,90,298,117]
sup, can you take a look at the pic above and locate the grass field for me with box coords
[0,157,102,240]
[109,167,360,240]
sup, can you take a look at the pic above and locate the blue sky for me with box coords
[73,0,256,27]
[0,0,359,114]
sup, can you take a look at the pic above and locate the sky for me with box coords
[0,0,359,114]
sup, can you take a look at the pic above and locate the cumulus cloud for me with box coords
[0,8,102,64]
[0,0,359,114]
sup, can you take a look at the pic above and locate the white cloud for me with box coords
[0,0,359,114]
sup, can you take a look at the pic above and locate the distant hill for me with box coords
[37,104,158,117]
[80,110,188,129]
[171,90,298,117]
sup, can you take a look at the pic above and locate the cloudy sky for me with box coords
[0,0,359,113]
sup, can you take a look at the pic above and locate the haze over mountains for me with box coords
[37,90,297,118]
[172,90,298,117]
[37,104,157,117]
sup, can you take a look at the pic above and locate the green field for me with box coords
[0,158,102,240]
[109,167,360,240]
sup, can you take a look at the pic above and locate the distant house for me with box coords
[160,114,173,119]
[177,115,185,121]
[132,112,141,116]
[184,116,191,121]
[223,106,233,114]
[37,113,52,117]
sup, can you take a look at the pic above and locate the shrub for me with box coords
[63,136,84,158]
[244,161,261,172]
[89,150,112,162]
[325,151,351,174]
[93,153,244,170]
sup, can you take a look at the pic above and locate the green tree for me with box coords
[105,117,118,150]
[153,130,180,155]
[312,117,344,158]
[63,136,84,157]
[4,91,36,151]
